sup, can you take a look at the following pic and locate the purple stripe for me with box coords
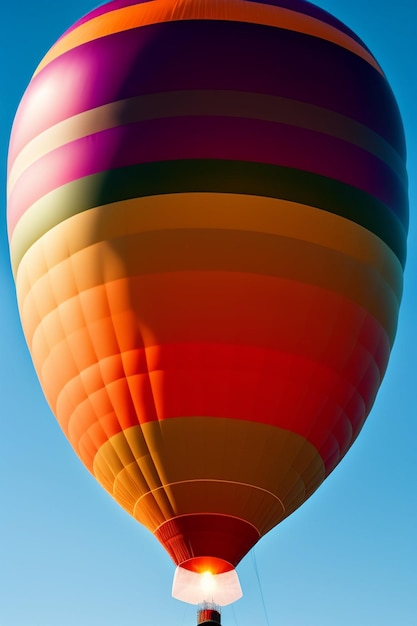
[8,116,405,225]
[10,21,405,162]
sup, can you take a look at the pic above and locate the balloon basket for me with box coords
[197,602,221,625]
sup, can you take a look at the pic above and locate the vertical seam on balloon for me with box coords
[93,278,165,507]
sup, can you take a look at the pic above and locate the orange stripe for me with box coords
[12,194,403,302]
[24,265,391,365]
[24,274,386,437]
[34,0,382,77]
[11,193,402,290]
[17,232,398,352]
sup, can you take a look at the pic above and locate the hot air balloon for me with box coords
[7,0,408,609]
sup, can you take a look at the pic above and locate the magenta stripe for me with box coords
[10,21,404,164]
[8,116,405,230]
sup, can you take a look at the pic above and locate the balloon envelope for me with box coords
[7,0,408,605]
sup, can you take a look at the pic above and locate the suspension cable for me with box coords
[251,548,271,626]
[231,601,239,626]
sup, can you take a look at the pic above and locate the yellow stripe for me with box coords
[92,420,325,534]
[13,193,403,301]
[7,91,404,192]
[34,0,382,77]
[135,484,278,536]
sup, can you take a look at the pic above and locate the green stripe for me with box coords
[11,160,407,274]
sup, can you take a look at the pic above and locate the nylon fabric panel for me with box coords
[26,276,387,411]
[17,225,399,341]
[21,256,391,381]
[13,194,394,480]
[9,163,407,268]
[18,256,388,474]
[156,514,260,567]
[8,95,407,199]
[92,419,325,536]
[8,92,406,190]
[34,0,381,77]
[38,334,377,470]
[13,194,404,302]
[8,116,405,218]
[63,0,364,43]
[9,21,404,160]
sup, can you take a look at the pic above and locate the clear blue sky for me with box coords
[1,1,416,624]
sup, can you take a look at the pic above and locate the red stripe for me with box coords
[56,335,384,473]
[154,514,260,567]
[143,343,378,466]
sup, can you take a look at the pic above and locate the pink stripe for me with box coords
[8,116,401,233]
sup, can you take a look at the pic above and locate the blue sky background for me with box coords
[1,1,416,624]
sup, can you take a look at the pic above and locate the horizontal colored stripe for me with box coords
[9,162,408,271]
[63,0,367,47]
[7,91,406,187]
[35,0,382,77]
[10,21,404,161]
[17,229,386,475]
[137,482,284,534]
[91,417,325,561]
[23,270,388,430]
[18,229,399,342]
[62,0,152,35]
[24,284,390,396]
[57,347,375,477]
[92,417,325,514]
[13,194,403,301]
[18,239,392,358]
[50,330,374,471]
[244,0,369,44]
[155,514,260,566]
[55,342,374,472]
[8,116,406,223]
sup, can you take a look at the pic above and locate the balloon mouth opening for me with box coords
[180,556,234,575]
[172,557,242,606]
